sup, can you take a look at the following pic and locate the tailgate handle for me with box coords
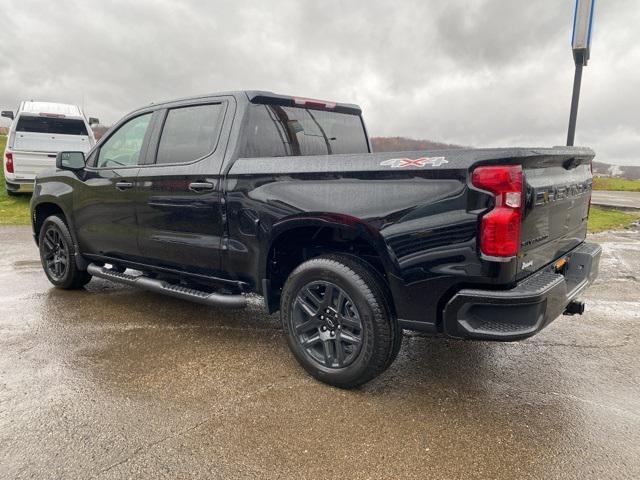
[188,182,214,192]
[115,181,134,191]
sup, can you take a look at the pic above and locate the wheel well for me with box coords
[33,203,66,239]
[265,226,388,313]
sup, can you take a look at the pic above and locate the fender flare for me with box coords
[259,212,399,285]
[32,194,86,270]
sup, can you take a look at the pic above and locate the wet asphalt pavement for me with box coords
[0,225,638,479]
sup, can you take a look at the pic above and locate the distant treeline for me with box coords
[370,137,638,179]
[92,125,110,140]
[593,161,640,180]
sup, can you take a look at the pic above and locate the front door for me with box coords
[135,101,229,276]
[74,112,154,261]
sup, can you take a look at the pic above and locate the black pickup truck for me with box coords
[31,91,601,387]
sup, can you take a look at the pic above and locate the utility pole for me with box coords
[567,0,595,146]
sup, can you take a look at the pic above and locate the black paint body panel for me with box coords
[30,90,597,335]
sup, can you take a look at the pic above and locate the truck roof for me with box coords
[19,101,84,119]
[133,90,362,115]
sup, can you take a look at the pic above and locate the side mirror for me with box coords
[1,111,14,120]
[56,151,86,171]
[88,117,100,125]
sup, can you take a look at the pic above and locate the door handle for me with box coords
[188,182,214,192]
[115,181,134,191]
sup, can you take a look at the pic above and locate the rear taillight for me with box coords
[471,165,523,258]
[4,151,13,174]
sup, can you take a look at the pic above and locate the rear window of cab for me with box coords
[16,115,88,136]
[240,104,369,158]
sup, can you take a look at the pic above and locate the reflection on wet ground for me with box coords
[1,226,638,479]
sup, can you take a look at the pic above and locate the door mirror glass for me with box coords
[56,151,86,171]
[1,110,14,120]
[88,117,100,125]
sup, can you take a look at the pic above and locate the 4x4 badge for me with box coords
[380,157,448,168]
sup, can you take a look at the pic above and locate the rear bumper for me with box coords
[5,178,34,193]
[443,242,601,341]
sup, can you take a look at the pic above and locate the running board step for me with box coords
[87,263,246,308]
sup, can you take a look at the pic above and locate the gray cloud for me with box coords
[1,0,636,165]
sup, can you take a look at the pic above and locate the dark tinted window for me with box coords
[241,104,368,158]
[16,115,88,135]
[156,103,224,164]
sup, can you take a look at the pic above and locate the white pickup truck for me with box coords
[2,101,99,194]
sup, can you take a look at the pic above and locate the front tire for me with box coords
[280,254,401,388]
[38,215,91,289]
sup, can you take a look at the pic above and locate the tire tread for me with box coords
[39,215,91,289]
[281,253,401,388]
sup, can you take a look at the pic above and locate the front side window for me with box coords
[155,103,224,164]
[97,113,152,168]
[16,115,88,136]
[241,104,369,158]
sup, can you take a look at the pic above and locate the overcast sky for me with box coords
[1,0,637,165]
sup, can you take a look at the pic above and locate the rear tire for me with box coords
[38,215,91,289]
[280,254,401,388]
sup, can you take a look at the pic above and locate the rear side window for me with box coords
[16,115,88,136]
[156,103,224,164]
[241,104,369,158]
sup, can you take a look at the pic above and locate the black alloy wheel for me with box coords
[42,225,69,281]
[38,215,91,289]
[292,280,363,369]
[281,254,401,388]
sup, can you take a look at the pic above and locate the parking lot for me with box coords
[1,224,638,479]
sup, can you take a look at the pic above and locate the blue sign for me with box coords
[572,0,595,65]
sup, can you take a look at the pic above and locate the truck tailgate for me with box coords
[10,151,58,180]
[518,159,592,279]
[11,132,92,180]
[13,132,91,152]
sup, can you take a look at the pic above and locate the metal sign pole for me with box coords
[566,63,583,146]
[567,0,595,146]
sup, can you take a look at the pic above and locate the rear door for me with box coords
[74,112,155,260]
[11,115,92,180]
[135,99,231,275]
[518,158,592,278]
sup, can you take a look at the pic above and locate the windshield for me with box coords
[16,115,88,136]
